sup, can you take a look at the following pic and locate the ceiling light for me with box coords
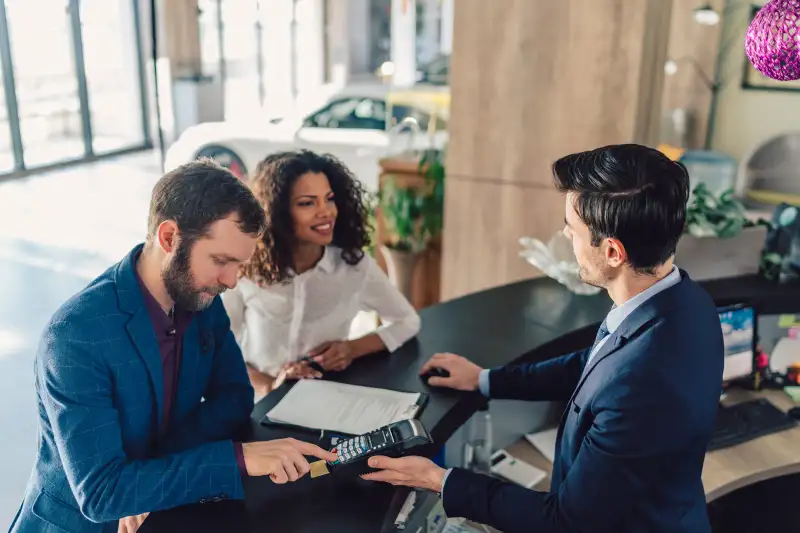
[693,4,721,25]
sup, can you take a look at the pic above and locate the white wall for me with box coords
[712,1,800,161]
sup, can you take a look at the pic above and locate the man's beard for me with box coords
[578,260,608,289]
[162,240,226,312]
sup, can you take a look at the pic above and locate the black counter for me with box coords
[142,274,800,533]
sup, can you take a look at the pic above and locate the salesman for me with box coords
[10,160,336,533]
[363,144,725,533]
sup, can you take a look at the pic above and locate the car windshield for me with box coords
[390,104,447,133]
[305,97,386,130]
[423,55,449,75]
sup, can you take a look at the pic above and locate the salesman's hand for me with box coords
[242,438,337,483]
[361,456,446,493]
[311,340,354,371]
[420,352,483,391]
[118,513,149,533]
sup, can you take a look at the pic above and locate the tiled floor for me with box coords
[0,150,164,526]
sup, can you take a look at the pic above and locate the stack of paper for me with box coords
[524,427,559,464]
[265,380,424,435]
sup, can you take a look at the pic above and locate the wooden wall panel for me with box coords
[441,177,565,300]
[446,0,668,188]
[441,0,673,301]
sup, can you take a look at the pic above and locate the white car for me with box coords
[164,83,449,191]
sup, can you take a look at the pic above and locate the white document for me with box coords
[265,380,423,435]
[524,427,559,464]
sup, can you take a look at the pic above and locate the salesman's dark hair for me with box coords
[147,158,266,245]
[552,144,690,274]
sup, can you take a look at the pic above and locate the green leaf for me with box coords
[380,147,447,253]
[685,185,751,239]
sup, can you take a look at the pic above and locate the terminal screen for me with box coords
[718,305,755,382]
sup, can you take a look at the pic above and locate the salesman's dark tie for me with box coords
[592,320,610,350]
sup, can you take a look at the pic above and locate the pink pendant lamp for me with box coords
[745,0,800,81]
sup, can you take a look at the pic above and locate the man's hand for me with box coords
[311,340,354,371]
[242,438,337,483]
[361,456,446,493]
[273,360,322,389]
[420,353,483,391]
[118,513,149,533]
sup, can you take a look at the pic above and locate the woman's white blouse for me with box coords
[222,246,421,377]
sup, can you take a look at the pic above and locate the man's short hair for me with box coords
[147,158,266,243]
[552,144,690,274]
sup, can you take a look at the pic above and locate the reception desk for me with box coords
[506,388,800,501]
[143,274,800,533]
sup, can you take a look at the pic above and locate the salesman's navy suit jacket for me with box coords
[10,244,254,533]
[444,270,724,533]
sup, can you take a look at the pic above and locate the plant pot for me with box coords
[675,225,768,281]
[380,245,419,300]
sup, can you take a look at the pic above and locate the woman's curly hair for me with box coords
[241,150,371,285]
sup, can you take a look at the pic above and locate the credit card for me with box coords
[310,460,330,478]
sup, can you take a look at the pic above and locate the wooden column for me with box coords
[159,0,202,78]
[440,0,673,301]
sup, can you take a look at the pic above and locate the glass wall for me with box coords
[0,0,149,176]
[5,0,84,167]
[80,0,147,154]
[0,55,12,173]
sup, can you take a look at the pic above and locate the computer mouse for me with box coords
[420,367,450,383]
[788,406,800,420]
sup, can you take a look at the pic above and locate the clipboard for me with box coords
[259,380,429,437]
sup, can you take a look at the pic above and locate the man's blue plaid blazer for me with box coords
[10,244,254,532]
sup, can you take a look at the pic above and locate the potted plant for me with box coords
[676,183,772,280]
[379,148,445,298]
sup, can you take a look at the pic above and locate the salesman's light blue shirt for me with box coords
[444,266,682,492]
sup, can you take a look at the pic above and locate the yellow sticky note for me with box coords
[779,315,798,328]
[784,386,800,403]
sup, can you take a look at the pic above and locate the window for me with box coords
[0,0,149,175]
[5,0,84,167]
[304,97,386,130]
[80,0,147,154]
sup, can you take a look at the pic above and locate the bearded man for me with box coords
[11,159,335,533]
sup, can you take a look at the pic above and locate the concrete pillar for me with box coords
[262,0,294,118]
[391,0,417,86]
[440,0,454,55]
[421,0,440,62]
[347,0,371,74]
[325,0,351,87]
[295,0,326,111]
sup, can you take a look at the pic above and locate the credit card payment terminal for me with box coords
[327,419,432,476]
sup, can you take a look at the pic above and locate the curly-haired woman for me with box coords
[222,150,420,398]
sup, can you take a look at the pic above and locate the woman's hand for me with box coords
[118,513,149,533]
[311,341,355,371]
[247,365,276,398]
